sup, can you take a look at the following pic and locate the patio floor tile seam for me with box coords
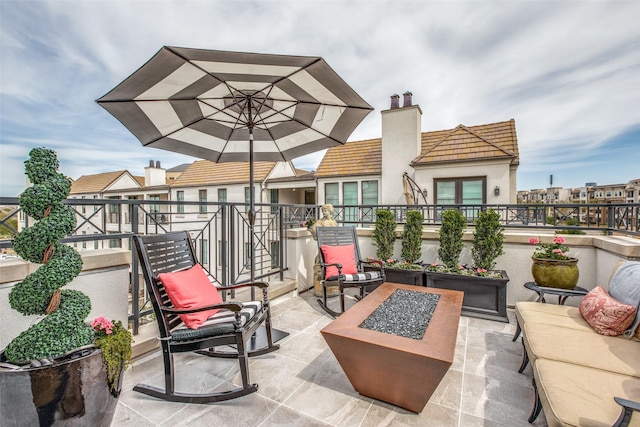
[457,320,469,427]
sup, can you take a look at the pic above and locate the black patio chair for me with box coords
[316,226,385,317]
[132,231,279,403]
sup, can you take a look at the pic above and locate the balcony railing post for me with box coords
[130,202,140,335]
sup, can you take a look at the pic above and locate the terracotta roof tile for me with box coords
[315,138,382,178]
[70,171,128,194]
[171,160,277,187]
[414,119,519,166]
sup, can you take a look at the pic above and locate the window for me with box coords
[200,239,208,264]
[362,180,378,225]
[325,183,339,206]
[218,188,227,203]
[176,191,184,214]
[343,182,358,223]
[362,181,378,205]
[82,231,86,249]
[93,195,98,212]
[94,232,99,249]
[81,196,86,214]
[217,240,227,267]
[270,189,279,214]
[435,178,485,218]
[270,241,279,268]
[199,190,207,214]
[149,195,160,214]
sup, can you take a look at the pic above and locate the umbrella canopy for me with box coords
[97,46,373,281]
[96,46,373,163]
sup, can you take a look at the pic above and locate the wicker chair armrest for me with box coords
[161,302,242,315]
[613,397,640,427]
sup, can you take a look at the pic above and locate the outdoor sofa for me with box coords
[515,261,640,426]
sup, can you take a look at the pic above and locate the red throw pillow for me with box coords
[320,244,358,279]
[579,286,637,336]
[158,264,222,329]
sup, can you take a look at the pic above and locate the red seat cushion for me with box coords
[320,244,358,279]
[579,286,636,336]
[158,264,222,329]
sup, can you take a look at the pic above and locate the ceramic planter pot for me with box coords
[531,257,579,289]
[0,347,123,427]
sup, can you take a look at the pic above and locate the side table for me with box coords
[524,281,588,305]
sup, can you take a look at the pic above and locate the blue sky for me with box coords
[1,0,639,197]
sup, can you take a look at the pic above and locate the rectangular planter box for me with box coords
[425,270,509,323]
[384,267,426,287]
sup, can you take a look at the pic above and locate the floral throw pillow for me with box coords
[579,286,637,336]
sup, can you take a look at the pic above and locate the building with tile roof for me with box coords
[311,92,519,207]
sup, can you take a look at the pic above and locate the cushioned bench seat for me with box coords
[523,324,640,378]
[516,302,593,333]
[516,261,640,426]
[534,359,640,427]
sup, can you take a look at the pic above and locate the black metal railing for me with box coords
[1,197,638,335]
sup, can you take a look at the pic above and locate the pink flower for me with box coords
[386,259,394,264]
[431,262,438,267]
[553,235,565,244]
[552,249,562,254]
[529,237,539,245]
[91,316,114,335]
[477,268,487,273]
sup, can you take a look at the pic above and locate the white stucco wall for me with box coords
[414,158,513,205]
[0,249,130,351]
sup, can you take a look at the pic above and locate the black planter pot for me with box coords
[425,270,510,322]
[0,347,123,427]
[384,267,426,287]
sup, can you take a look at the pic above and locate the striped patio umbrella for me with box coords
[97,46,373,281]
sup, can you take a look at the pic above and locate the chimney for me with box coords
[402,91,412,108]
[381,91,422,204]
[145,160,166,187]
[390,94,400,109]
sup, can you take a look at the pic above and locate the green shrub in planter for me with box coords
[4,148,93,363]
[401,210,424,263]
[471,209,504,271]
[438,209,466,270]
[373,209,396,261]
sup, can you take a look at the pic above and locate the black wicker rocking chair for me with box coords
[133,231,279,403]
[316,226,385,317]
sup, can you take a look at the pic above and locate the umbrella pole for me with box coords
[249,125,256,298]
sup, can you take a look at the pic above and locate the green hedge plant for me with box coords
[401,210,424,263]
[471,209,504,271]
[373,209,396,261]
[438,209,466,270]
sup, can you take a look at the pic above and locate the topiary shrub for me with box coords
[438,209,466,270]
[472,209,504,271]
[401,210,424,263]
[373,209,396,260]
[4,148,94,363]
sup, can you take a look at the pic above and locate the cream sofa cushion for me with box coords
[516,302,590,332]
[534,358,640,427]
[523,324,640,378]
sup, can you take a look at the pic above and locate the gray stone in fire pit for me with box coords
[358,289,440,340]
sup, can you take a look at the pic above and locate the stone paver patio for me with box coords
[112,289,548,427]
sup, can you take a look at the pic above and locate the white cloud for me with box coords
[1,0,639,196]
